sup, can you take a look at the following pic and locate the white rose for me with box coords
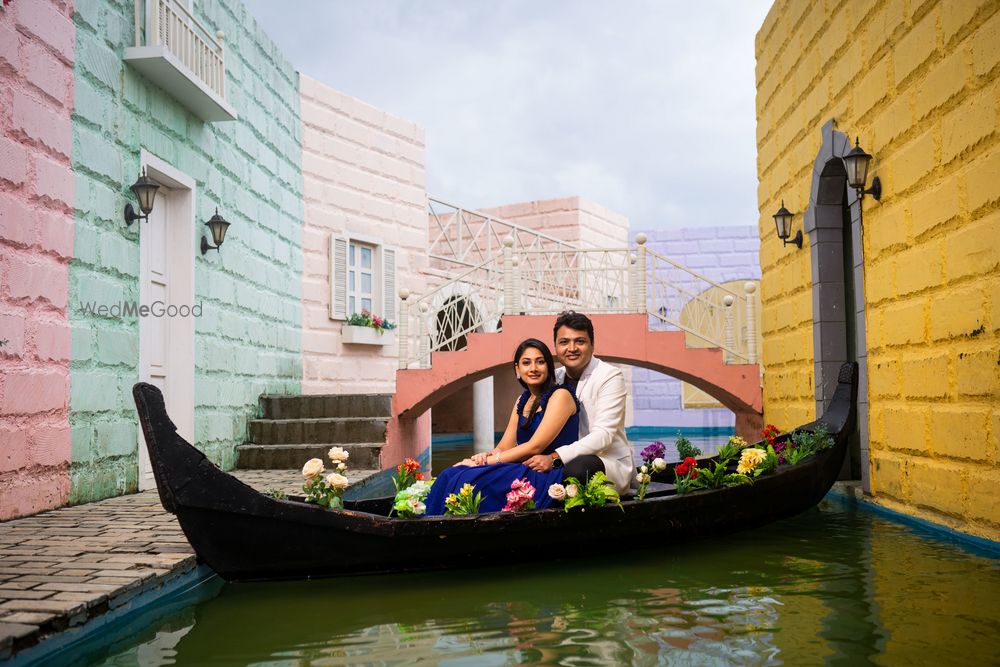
[652,458,666,472]
[408,498,426,515]
[336,462,347,471]
[548,484,566,501]
[640,464,648,474]
[302,458,324,478]
[636,472,650,484]
[325,472,349,490]
[565,484,579,498]
[327,446,350,463]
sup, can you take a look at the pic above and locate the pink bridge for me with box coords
[383,314,763,467]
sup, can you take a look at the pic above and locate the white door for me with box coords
[137,155,196,491]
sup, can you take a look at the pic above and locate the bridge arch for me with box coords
[385,314,762,465]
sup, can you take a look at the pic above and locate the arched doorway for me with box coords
[804,120,870,485]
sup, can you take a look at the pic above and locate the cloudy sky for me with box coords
[242,1,774,231]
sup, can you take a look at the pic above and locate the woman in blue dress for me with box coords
[424,338,579,514]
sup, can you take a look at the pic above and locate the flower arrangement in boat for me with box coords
[715,434,749,462]
[560,471,623,512]
[393,480,432,518]
[502,478,537,512]
[783,425,834,465]
[393,458,425,492]
[346,308,396,334]
[673,456,701,494]
[445,483,484,515]
[301,446,351,509]
[635,443,667,501]
[673,433,701,460]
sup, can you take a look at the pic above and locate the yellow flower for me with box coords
[459,483,475,497]
[445,493,460,507]
[728,435,748,449]
[737,448,766,474]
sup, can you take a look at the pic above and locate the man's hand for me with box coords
[524,454,554,472]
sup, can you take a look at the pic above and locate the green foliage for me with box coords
[675,433,701,460]
[262,487,288,500]
[303,476,343,509]
[562,472,622,512]
[715,435,748,463]
[691,460,730,490]
[347,309,395,334]
[757,444,780,475]
[444,483,484,515]
[785,425,834,466]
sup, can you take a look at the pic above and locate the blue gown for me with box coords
[424,385,579,514]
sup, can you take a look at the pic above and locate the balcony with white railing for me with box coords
[124,0,237,122]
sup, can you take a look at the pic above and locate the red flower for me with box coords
[683,456,698,467]
[689,467,699,480]
[675,463,689,476]
[415,472,424,481]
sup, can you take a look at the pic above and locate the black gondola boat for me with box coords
[133,363,857,582]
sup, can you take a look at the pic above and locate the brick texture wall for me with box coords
[299,74,427,395]
[632,226,760,428]
[0,0,75,519]
[756,0,999,540]
[67,0,304,505]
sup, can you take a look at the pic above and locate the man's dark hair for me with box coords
[553,310,594,344]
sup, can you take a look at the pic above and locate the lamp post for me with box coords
[843,137,881,200]
[773,200,802,249]
[200,209,231,254]
[123,169,160,226]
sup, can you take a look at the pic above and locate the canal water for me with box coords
[75,496,999,666]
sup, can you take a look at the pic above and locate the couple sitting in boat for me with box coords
[424,311,635,514]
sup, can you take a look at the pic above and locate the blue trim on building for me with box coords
[625,425,735,438]
[825,489,1000,559]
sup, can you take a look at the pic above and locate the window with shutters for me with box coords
[329,235,396,323]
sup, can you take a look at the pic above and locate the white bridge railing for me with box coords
[428,198,575,272]
[398,234,758,369]
[134,0,227,98]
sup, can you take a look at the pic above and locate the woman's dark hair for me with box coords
[553,310,594,344]
[514,338,556,428]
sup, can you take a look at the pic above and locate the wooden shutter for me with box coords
[382,247,396,322]
[329,236,348,320]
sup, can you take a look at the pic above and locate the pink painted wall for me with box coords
[0,0,75,519]
[480,196,630,249]
[299,74,428,395]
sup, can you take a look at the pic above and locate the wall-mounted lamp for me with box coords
[773,200,802,249]
[123,169,160,226]
[843,137,881,201]
[200,209,231,255]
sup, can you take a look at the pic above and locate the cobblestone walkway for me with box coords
[0,468,376,660]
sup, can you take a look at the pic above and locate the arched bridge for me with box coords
[383,314,763,465]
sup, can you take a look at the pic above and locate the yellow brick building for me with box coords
[755,0,999,541]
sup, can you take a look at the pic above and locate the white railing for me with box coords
[134,0,226,98]
[398,234,759,369]
[428,198,576,271]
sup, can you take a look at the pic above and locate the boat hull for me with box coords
[133,364,857,581]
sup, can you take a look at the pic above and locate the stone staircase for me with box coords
[236,394,391,471]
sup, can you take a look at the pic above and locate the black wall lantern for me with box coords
[773,200,802,248]
[843,137,881,200]
[201,209,231,255]
[123,168,160,226]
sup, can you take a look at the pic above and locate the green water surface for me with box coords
[80,498,999,666]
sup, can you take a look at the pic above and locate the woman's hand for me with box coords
[469,452,490,466]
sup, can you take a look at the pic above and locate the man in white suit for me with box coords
[524,311,634,494]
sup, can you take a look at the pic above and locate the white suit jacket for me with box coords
[554,357,634,494]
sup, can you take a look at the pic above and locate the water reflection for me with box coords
[83,500,1000,666]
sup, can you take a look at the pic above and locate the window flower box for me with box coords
[343,325,395,347]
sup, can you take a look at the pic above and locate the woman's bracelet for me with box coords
[494,450,503,463]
